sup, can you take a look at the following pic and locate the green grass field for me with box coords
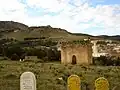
[0,60,120,90]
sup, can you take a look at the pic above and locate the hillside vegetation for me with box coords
[0,21,120,62]
[0,60,120,90]
[0,21,28,30]
[1,21,120,41]
[0,21,90,41]
[0,21,120,90]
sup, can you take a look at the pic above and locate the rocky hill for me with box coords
[0,21,120,41]
[0,21,28,31]
[96,35,120,40]
[0,21,91,41]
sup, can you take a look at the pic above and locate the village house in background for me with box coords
[91,39,120,58]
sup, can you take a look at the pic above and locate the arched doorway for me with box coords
[72,55,77,64]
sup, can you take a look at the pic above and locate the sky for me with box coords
[0,0,120,35]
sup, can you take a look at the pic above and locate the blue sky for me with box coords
[91,0,120,6]
[0,0,120,35]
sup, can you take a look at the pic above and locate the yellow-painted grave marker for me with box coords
[95,77,109,90]
[67,75,81,90]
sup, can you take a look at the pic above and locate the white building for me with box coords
[91,40,108,57]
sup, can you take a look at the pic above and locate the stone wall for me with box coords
[60,42,92,65]
[24,56,38,61]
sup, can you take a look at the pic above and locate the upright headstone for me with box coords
[67,74,81,90]
[20,72,36,90]
[95,77,109,90]
[112,85,120,90]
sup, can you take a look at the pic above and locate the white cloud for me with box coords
[0,0,25,11]
[0,0,120,35]
[0,0,26,23]
[26,0,69,12]
[94,5,120,32]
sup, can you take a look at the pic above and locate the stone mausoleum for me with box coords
[59,40,92,65]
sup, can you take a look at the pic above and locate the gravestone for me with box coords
[95,77,109,90]
[112,85,120,90]
[67,74,81,90]
[20,72,36,90]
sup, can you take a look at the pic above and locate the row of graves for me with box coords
[20,71,117,90]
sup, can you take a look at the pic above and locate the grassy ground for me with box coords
[0,60,120,90]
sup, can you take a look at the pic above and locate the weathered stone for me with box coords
[60,41,92,65]
[67,75,81,90]
[20,72,36,90]
[112,85,120,90]
[95,77,109,90]
[24,56,38,61]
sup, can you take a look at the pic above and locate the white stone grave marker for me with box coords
[20,72,36,90]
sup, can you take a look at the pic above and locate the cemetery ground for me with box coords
[0,60,120,90]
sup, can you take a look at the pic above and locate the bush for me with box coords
[5,46,24,58]
[46,48,61,61]
[93,56,120,66]
[10,53,20,60]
